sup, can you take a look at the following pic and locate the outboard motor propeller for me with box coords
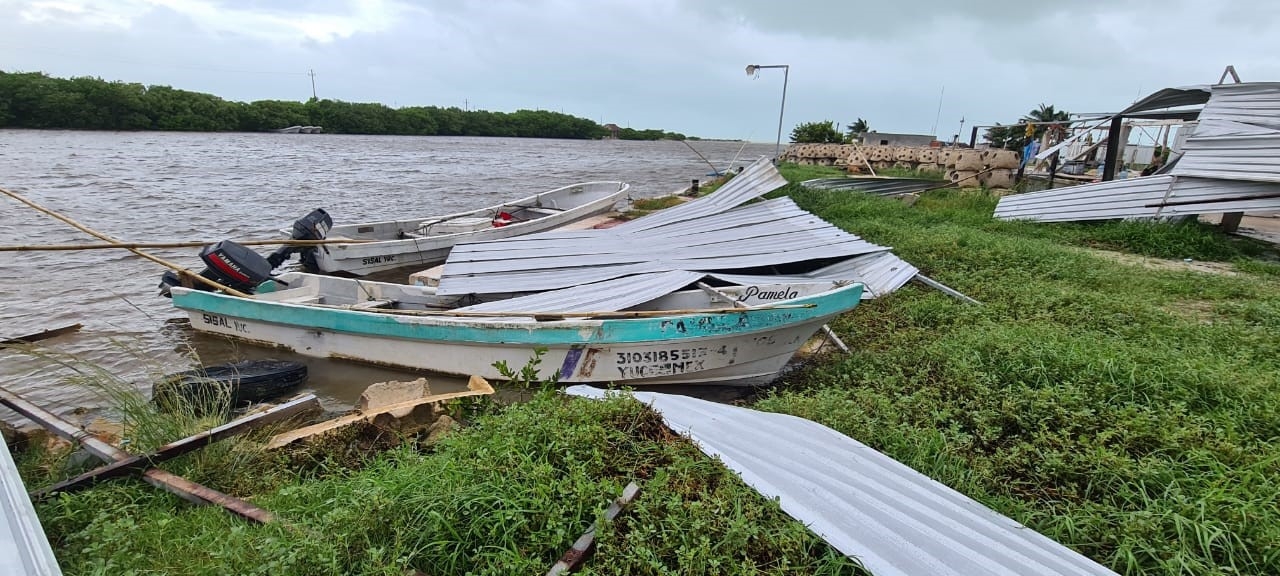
[159,240,275,297]
[267,208,331,272]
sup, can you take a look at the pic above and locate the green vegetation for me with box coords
[762,166,1280,575]
[873,166,948,180]
[984,103,1070,151]
[14,163,1280,575]
[775,163,846,182]
[0,71,686,139]
[789,120,845,144]
[845,118,870,140]
[21,382,860,575]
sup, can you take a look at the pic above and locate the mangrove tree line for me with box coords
[0,71,688,140]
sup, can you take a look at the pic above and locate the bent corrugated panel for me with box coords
[565,386,1120,576]
[1,440,63,576]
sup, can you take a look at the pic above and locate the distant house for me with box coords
[860,131,937,147]
[602,123,621,139]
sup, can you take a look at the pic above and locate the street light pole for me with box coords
[746,64,790,161]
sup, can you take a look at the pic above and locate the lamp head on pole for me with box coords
[746,65,758,77]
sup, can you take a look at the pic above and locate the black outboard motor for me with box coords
[159,240,275,297]
[267,208,331,272]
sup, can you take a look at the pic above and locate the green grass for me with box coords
[756,182,1280,575]
[25,390,863,575]
[16,167,1280,575]
[872,166,947,180]
[776,163,846,182]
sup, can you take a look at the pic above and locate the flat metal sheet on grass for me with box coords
[566,386,1120,576]
[802,177,946,196]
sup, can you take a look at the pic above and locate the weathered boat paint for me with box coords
[170,283,863,385]
[311,181,629,275]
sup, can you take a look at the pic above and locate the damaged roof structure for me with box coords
[994,82,1280,222]
[436,158,920,307]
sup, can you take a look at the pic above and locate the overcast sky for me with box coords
[3,0,1278,140]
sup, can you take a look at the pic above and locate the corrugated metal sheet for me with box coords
[622,156,787,231]
[802,177,946,196]
[1171,83,1280,183]
[994,175,1280,222]
[998,83,1280,222]
[437,197,893,295]
[456,252,919,313]
[457,270,705,312]
[565,386,1119,576]
[1118,85,1211,115]
[2,440,63,576]
[710,252,918,299]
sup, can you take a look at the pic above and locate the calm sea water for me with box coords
[0,130,774,418]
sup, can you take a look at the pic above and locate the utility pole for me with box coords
[308,69,317,100]
[465,99,469,111]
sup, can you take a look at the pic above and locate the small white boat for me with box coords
[292,181,628,276]
[169,272,863,386]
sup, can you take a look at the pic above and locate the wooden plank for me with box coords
[0,385,275,523]
[31,394,318,499]
[266,376,494,449]
[546,482,642,575]
[0,238,372,252]
[0,323,82,347]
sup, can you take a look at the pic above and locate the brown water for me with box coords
[0,130,774,419]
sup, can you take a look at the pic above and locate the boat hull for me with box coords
[313,182,627,276]
[171,284,863,386]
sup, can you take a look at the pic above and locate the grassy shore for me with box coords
[15,164,1280,575]
[769,163,1280,574]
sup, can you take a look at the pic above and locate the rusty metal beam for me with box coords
[32,395,318,499]
[546,482,641,575]
[0,385,276,523]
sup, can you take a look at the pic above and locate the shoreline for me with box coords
[7,163,1280,575]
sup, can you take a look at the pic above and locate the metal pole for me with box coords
[1102,116,1123,181]
[775,65,789,161]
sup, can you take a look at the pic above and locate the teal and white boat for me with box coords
[169,272,864,386]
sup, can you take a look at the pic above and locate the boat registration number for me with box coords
[201,313,250,334]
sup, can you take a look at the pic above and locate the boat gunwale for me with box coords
[325,181,630,239]
[170,282,864,346]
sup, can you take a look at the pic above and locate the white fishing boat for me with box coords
[169,272,864,386]
[286,181,629,276]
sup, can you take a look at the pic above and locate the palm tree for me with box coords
[846,118,870,141]
[983,104,1070,151]
[1024,104,1069,141]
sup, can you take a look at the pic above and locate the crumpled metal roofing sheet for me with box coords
[998,83,1280,222]
[621,156,787,232]
[565,386,1119,576]
[2,440,63,576]
[1118,85,1211,115]
[802,177,946,196]
[710,252,918,299]
[994,176,1280,222]
[456,270,706,312]
[456,252,918,313]
[1171,83,1280,183]
[437,197,893,295]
